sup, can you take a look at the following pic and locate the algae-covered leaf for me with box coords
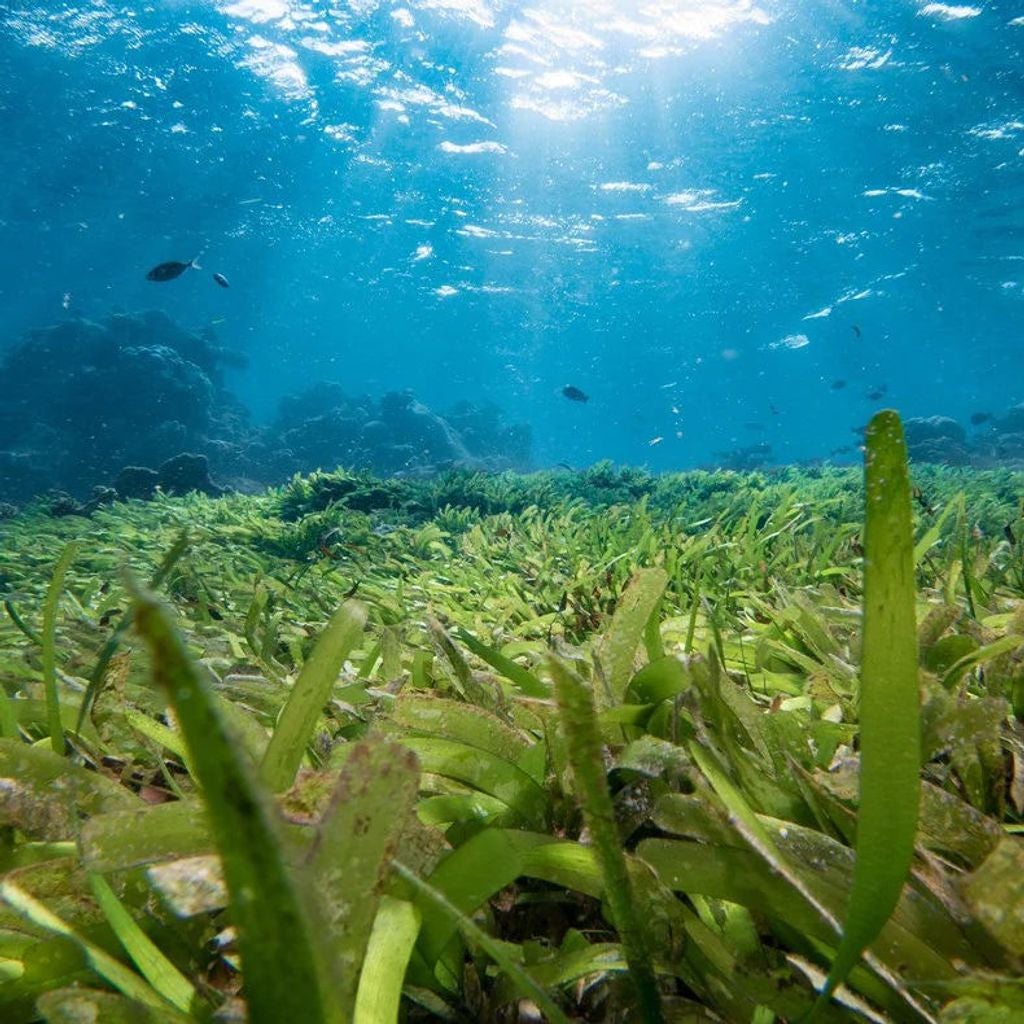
[924,634,978,676]
[939,997,1024,1024]
[963,838,1024,956]
[129,581,340,1024]
[391,693,530,764]
[0,739,137,839]
[917,604,962,664]
[147,855,228,918]
[261,601,367,791]
[306,738,419,1011]
[922,691,1008,811]
[941,634,1024,691]
[624,655,692,704]
[615,735,691,779]
[820,410,920,1008]
[596,568,668,705]
[36,987,188,1024]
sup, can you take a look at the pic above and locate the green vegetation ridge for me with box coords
[0,450,1022,1022]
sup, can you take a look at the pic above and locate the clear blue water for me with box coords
[2,1,1022,472]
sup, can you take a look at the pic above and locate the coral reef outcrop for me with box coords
[0,311,533,505]
[903,416,971,465]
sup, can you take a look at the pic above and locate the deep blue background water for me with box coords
[2,1,1021,470]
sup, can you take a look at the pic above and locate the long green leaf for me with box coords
[455,628,549,697]
[129,580,339,1024]
[399,736,549,828]
[261,601,367,791]
[549,655,663,1023]
[76,532,189,733]
[414,827,524,967]
[0,880,188,1019]
[392,860,573,1024]
[819,410,921,1007]
[41,542,78,753]
[353,896,422,1024]
[88,872,200,1015]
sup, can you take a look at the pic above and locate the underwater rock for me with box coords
[991,431,1024,462]
[48,493,83,518]
[278,408,364,472]
[0,314,531,503]
[953,405,1024,468]
[105,310,240,382]
[903,416,970,465]
[113,465,160,501]
[0,502,19,521]
[276,380,352,429]
[995,403,1024,435]
[0,450,51,504]
[376,390,472,473]
[48,486,118,518]
[0,312,225,500]
[713,442,772,472]
[112,454,225,501]
[438,400,532,470]
[269,383,532,479]
[903,416,967,446]
[156,453,224,497]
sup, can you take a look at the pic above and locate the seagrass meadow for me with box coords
[1,417,1023,1024]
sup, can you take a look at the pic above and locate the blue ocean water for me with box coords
[1,1,1021,480]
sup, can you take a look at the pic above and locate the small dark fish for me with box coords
[831,379,847,390]
[769,403,780,416]
[829,445,854,456]
[865,384,888,401]
[1005,523,1018,546]
[555,462,574,471]
[911,486,936,516]
[561,385,589,403]
[213,272,230,289]
[851,324,862,338]
[344,580,360,598]
[146,256,200,282]
[98,608,121,628]
[970,411,993,426]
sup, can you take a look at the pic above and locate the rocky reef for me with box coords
[0,311,532,507]
[903,416,971,465]
[0,311,236,502]
[264,386,532,480]
[903,411,1024,468]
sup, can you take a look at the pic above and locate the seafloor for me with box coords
[0,462,1022,1022]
